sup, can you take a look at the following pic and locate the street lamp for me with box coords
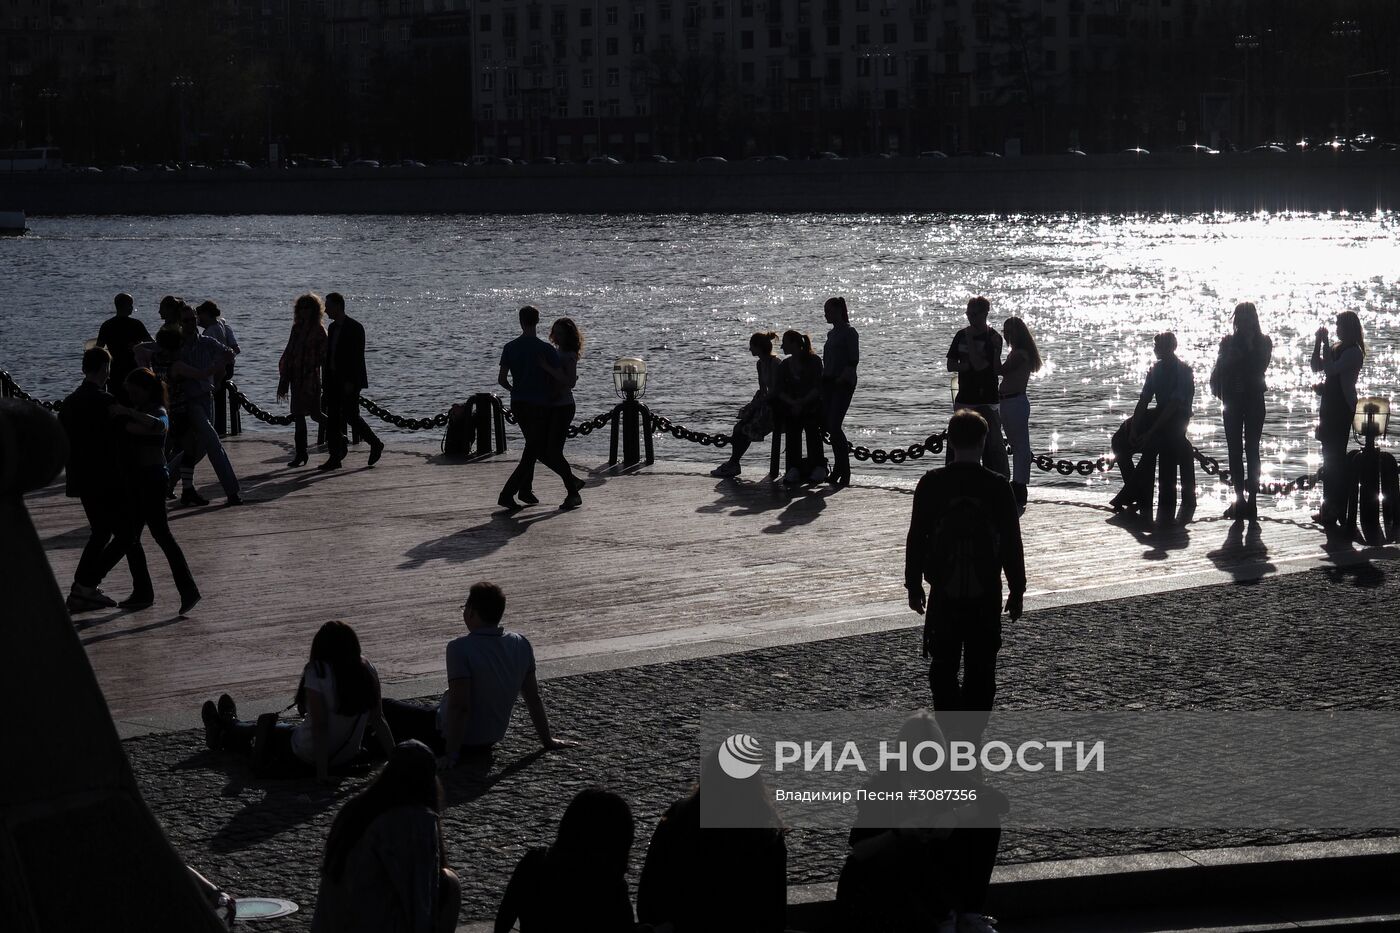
[1233,34,1258,144]
[38,87,59,145]
[170,75,195,162]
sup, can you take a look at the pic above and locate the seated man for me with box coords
[382,582,574,766]
[1111,331,1196,516]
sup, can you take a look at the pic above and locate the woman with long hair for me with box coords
[999,317,1042,514]
[637,747,787,933]
[773,329,825,484]
[85,367,201,614]
[278,293,329,467]
[313,739,461,933]
[537,317,587,509]
[1311,310,1365,527]
[712,331,782,478]
[201,620,395,781]
[494,788,636,932]
[1210,302,1272,520]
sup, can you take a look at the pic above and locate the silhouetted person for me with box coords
[906,410,1024,742]
[59,347,144,613]
[947,297,1009,477]
[196,300,239,435]
[87,367,202,614]
[157,294,183,328]
[279,293,329,467]
[637,749,787,933]
[95,293,152,404]
[537,317,587,509]
[320,291,385,471]
[999,317,1042,514]
[1311,310,1366,528]
[498,305,563,508]
[1111,332,1195,518]
[173,301,241,505]
[495,788,636,933]
[313,740,461,933]
[773,329,825,484]
[838,712,1004,933]
[202,620,395,781]
[380,582,576,765]
[822,296,859,487]
[1210,302,1271,520]
[712,331,781,478]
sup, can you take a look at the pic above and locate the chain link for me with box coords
[0,370,1326,493]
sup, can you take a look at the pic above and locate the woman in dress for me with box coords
[90,367,201,614]
[712,331,781,478]
[201,620,395,782]
[538,317,587,510]
[1211,302,1272,520]
[999,317,1042,515]
[772,330,825,484]
[1311,310,1365,527]
[278,293,329,468]
[313,739,461,933]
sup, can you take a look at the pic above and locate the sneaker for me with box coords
[68,583,115,610]
[808,462,829,484]
[217,693,238,720]
[957,914,999,933]
[367,440,385,467]
[497,492,522,510]
[118,594,155,610]
[316,459,342,472]
[66,592,105,614]
[711,461,741,478]
[517,489,539,505]
[180,488,210,507]
[782,467,801,484]
[201,700,223,751]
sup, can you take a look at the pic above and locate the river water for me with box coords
[4,212,1398,505]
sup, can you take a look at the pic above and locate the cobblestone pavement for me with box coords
[126,561,1400,928]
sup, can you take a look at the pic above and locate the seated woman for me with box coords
[772,329,826,485]
[637,748,787,933]
[837,712,1005,933]
[312,739,461,933]
[712,331,781,478]
[494,788,636,932]
[201,620,394,781]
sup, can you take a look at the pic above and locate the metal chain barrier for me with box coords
[2,369,1323,491]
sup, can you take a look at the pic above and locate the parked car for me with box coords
[347,159,381,169]
[531,156,559,164]
[697,155,728,162]
[1120,147,1151,156]
[919,150,949,159]
[110,164,140,173]
[640,154,672,163]
[218,159,253,170]
[1247,144,1288,155]
[1174,144,1219,155]
[1064,148,1088,156]
[587,155,621,164]
[814,151,843,160]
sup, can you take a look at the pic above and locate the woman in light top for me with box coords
[201,620,395,782]
[1211,302,1272,520]
[999,317,1042,514]
[1311,310,1365,528]
[712,331,782,478]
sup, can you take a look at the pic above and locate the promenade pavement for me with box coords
[24,436,1400,927]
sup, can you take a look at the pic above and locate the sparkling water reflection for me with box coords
[2,213,1397,507]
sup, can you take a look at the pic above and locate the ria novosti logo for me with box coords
[717,733,764,779]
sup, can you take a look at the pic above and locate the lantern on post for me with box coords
[610,357,654,467]
[1344,397,1399,545]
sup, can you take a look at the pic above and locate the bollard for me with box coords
[609,398,654,467]
[1345,444,1400,546]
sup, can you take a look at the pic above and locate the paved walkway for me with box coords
[123,563,1399,928]
[25,436,1384,732]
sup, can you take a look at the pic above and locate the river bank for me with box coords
[6,152,1400,215]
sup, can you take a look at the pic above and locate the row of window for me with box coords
[475,85,971,121]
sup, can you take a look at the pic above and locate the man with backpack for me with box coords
[906,409,1025,741]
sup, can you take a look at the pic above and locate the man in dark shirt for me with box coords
[945,296,1009,477]
[319,292,384,471]
[95,293,152,404]
[1110,331,1197,518]
[906,409,1025,741]
[821,295,859,487]
[497,305,562,509]
[59,347,148,612]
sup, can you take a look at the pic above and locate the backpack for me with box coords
[442,401,476,456]
[930,494,1000,602]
